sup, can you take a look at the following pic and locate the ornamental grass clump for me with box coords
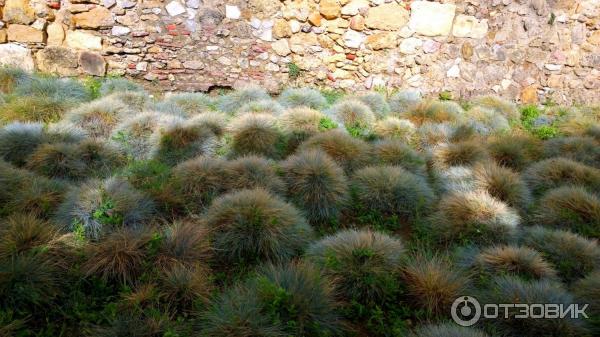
[357,92,390,118]
[371,139,426,176]
[572,271,600,334]
[487,133,543,171]
[0,122,45,166]
[155,220,211,271]
[351,165,435,228]
[167,156,230,214]
[163,92,214,114]
[65,96,131,138]
[472,163,532,212]
[99,78,144,96]
[277,107,330,149]
[472,95,519,120]
[431,141,490,171]
[411,323,490,337]
[299,129,371,173]
[543,136,600,167]
[306,229,404,305]
[480,276,586,337]
[226,155,285,195]
[523,157,600,196]
[227,113,287,159]
[56,177,155,239]
[533,186,600,239]
[388,90,422,115]
[217,85,270,114]
[150,121,218,166]
[204,188,314,270]
[519,226,600,283]
[328,99,375,136]
[430,190,520,246]
[200,262,343,337]
[237,99,284,116]
[405,100,465,126]
[372,117,416,142]
[281,150,349,224]
[278,87,327,110]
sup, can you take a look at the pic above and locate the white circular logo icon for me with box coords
[451,296,481,327]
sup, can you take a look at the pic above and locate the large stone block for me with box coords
[320,0,341,20]
[365,3,409,31]
[2,0,36,24]
[46,22,65,46]
[79,51,106,76]
[73,7,114,29]
[366,32,398,50]
[7,24,46,43]
[0,43,35,71]
[452,15,488,39]
[36,47,79,76]
[409,1,456,36]
[66,30,102,50]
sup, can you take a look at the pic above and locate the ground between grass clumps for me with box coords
[0,68,599,337]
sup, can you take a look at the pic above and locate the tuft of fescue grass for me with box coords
[543,136,600,167]
[65,96,132,138]
[167,156,230,214]
[472,163,532,212]
[523,157,600,196]
[188,112,228,138]
[411,323,490,337]
[533,186,600,239]
[99,77,144,97]
[373,117,416,142]
[156,220,212,271]
[164,92,214,114]
[0,122,45,166]
[25,142,87,180]
[217,85,270,114]
[328,99,375,136]
[401,254,470,318]
[388,90,422,115]
[306,229,404,305]
[281,150,349,224]
[278,87,327,110]
[430,190,520,246]
[357,92,390,118]
[479,276,587,336]
[237,99,284,116]
[56,177,155,239]
[572,271,600,334]
[226,155,285,195]
[487,133,543,171]
[14,76,91,103]
[299,129,371,173]
[351,165,435,227]
[0,95,78,124]
[371,139,426,176]
[0,66,31,94]
[464,106,510,134]
[159,263,213,314]
[405,100,465,126]
[519,226,600,283]
[277,107,329,150]
[0,213,60,260]
[431,141,490,171]
[151,121,217,166]
[0,161,68,219]
[83,227,151,285]
[227,113,287,159]
[415,122,453,151]
[463,245,557,281]
[205,188,314,270]
[472,95,519,120]
[106,90,150,113]
[200,262,343,336]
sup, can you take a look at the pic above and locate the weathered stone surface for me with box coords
[452,15,488,39]
[7,24,45,43]
[2,0,36,24]
[166,1,186,16]
[36,47,79,76]
[273,19,292,38]
[365,3,409,31]
[74,7,114,28]
[271,38,291,56]
[79,51,106,76]
[400,37,422,54]
[341,0,369,16]
[320,0,341,20]
[46,22,65,46]
[0,43,34,71]
[66,30,102,50]
[111,25,131,36]
[343,29,364,49]
[308,12,322,26]
[409,1,456,36]
[0,30,7,43]
[521,85,538,104]
[366,32,397,50]
[225,5,240,19]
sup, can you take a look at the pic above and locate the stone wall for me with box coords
[0,0,599,104]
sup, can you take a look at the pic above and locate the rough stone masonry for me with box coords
[0,0,599,104]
